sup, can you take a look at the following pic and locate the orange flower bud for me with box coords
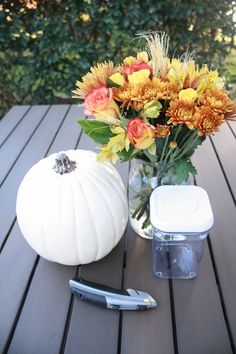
[169,141,177,149]
[155,124,170,138]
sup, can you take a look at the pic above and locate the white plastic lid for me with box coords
[150,186,214,233]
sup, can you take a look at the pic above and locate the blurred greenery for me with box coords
[0,0,235,118]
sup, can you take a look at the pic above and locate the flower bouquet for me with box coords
[73,32,235,238]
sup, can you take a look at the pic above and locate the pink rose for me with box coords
[84,87,113,115]
[123,62,152,76]
[127,118,155,149]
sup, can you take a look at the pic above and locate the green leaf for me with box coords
[143,149,158,163]
[77,120,114,144]
[119,113,130,128]
[118,147,139,162]
[148,142,156,156]
[175,159,197,184]
[106,78,121,88]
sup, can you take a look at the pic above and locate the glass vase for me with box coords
[128,158,191,239]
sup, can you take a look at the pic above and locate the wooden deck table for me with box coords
[0,104,236,354]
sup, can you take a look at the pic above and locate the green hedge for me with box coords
[0,0,235,118]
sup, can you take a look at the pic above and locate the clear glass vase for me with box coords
[128,158,191,239]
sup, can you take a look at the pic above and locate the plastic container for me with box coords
[150,186,214,279]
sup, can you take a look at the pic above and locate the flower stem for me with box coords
[160,135,169,162]
[132,195,150,219]
[174,131,199,160]
[173,125,182,141]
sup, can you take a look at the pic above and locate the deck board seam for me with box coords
[116,235,127,354]
[45,105,72,155]
[59,267,79,354]
[2,255,40,354]
[0,217,16,255]
[0,105,51,189]
[0,106,31,149]
[1,104,73,350]
[169,279,179,354]
[0,105,52,253]
[227,121,236,139]
[209,137,236,206]
[58,109,85,353]
[207,236,236,353]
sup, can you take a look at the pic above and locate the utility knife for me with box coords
[69,277,157,311]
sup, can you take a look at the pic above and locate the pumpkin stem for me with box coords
[53,152,77,175]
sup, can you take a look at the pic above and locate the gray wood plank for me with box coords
[64,238,126,354]
[63,132,129,354]
[192,138,236,343]
[48,104,83,154]
[7,105,83,354]
[0,105,70,352]
[171,133,235,354]
[211,123,236,198]
[0,222,36,353]
[0,105,30,146]
[0,105,69,249]
[8,260,74,354]
[173,245,232,354]
[0,105,49,185]
[120,227,174,354]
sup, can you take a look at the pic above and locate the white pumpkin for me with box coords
[16,150,128,265]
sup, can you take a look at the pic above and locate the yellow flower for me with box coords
[97,147,119,164]
[197,70,224,93]
[168,60,185,87]
[142,100,162,118]
[94,104,120,125]
[123,51,149,65]
[72,62,116,99]
[109,73,125,87]
[107,133,127,152]
[123,56,136,65]
[111,126,125,134]
[128,69,150,85]
[179,88,198,102]
[137,51,149,63]
[80,13,90,22]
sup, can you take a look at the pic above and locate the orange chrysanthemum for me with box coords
[166,100,197,130]
[195,106,224,136]
[72,62,116,99]
[199,89,234,115]
[155,124,170,138]
[114,78,179,111]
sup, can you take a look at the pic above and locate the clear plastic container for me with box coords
[150,186,214,279]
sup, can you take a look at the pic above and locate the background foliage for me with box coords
[0,0,235,118]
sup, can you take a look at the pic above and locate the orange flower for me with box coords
[194,106,224,136]
[114,78,179,111]
[127,118,155,149]
[155,124,170,138]
[199,89,234,115]
[72,62,116,99]
[166,100,197,130]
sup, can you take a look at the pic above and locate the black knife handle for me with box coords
[70,277,129,296]
[72,287,107,308]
